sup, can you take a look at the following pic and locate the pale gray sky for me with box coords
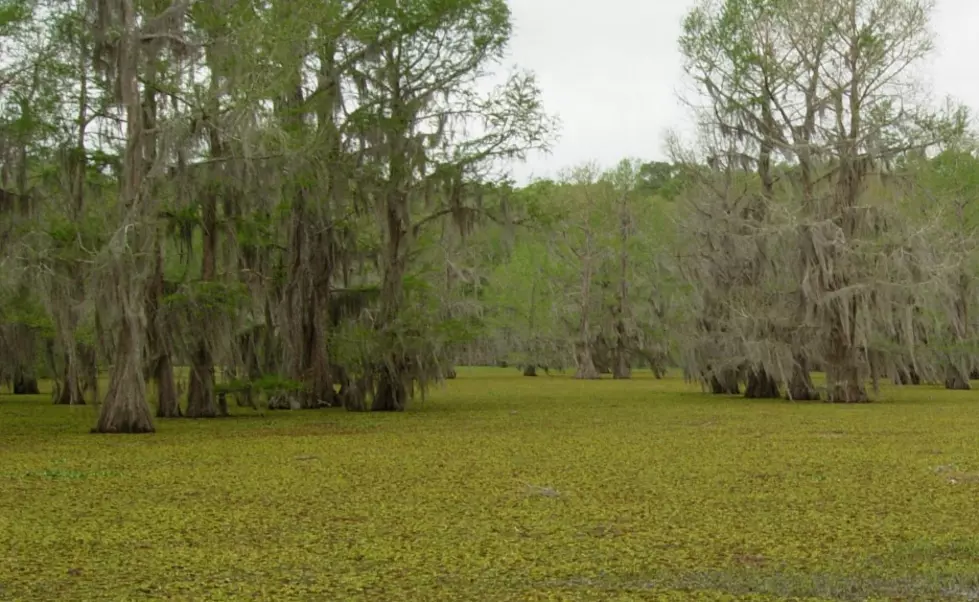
[501,0,979,184]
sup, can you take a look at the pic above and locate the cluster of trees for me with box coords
[0,0,553,432]
[2,0,978,434]
[674,0,979,402]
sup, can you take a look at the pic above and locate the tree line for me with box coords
[1,0,977,433]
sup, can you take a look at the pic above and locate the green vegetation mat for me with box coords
[3,369,979,601]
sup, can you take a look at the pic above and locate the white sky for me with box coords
[500,0,979,184]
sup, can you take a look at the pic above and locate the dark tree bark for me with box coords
[186,342,218,417]
[787,354,819,400]
[372,107,412,412]
[372,362,409,412]
[299,268,334,409]
[185,164,218,418]
[339,369,369,412]
[945,275,971,391]
[147,237,179,417]
[745,367,780,399]
[826,361,869,403]
[13,371,39,395]
[154,351,180,417]
[53,340,99,405]
[612,185,633,381]
[944,364,971,391]
[236,330,262,409]
[710,368,740,395]
[611,323,632,380]
[895,364,921,386]
[53,354,84,405]
[523,364,537,377]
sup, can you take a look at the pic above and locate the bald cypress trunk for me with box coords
[185,185,218,418]
[710,368,740,395]
[96,310,154,433]
[944,364,970,391]
[13,370,39,395]
[745,367,779,399]
[92,0,160,434]
[53,354,84,405]
[787,355,819,400]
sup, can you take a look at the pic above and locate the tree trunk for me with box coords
[53,352,85,405]
[944,363,971,391]
[523,364,537,377]
[299,290,334,409]
[612,321,631,380]
[186,168,218,418]
[612,357,631,379]
[236,330,260,408]
[826,363,868,403]
[613,188,632,380]
[445,366,457,379]
[825,300,868,403]
[154,350,180,417]
[372,139,411,411]
[710,368,740,395]
[895,364,921,386]
[13,371,39,395]
[94,313,154,433]
[334,366,367,412]
[186,342,218,417]
[93,0,160,435]
[787,354,819,400]
[745,367,780,399]
[945,275,971,391]
[372,362,408,412]
[575,341,601,379]
[146,236,178,417]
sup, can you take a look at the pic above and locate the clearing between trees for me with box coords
[2,368,979,601]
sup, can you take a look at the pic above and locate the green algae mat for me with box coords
[3,369,979,601]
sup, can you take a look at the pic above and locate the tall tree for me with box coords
[91,0,191,432]
[677,0,965,402]
[350,0,552,410]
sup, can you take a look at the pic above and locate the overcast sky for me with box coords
[499,0,979,184]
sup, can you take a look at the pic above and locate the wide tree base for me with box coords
[744,370,780,399]
[53,380,85,405]
[95,382,155,433]
[945,371,971,391]
[826,386,870,403]
[787,363,819,401]
[612,364,632,380]
[895,365,922,386]
[372,366,408,412]
[786,386,820,401]
[13,376,39,395]
[710,369,740,395]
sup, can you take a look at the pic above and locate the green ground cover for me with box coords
[2,368,979,601]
